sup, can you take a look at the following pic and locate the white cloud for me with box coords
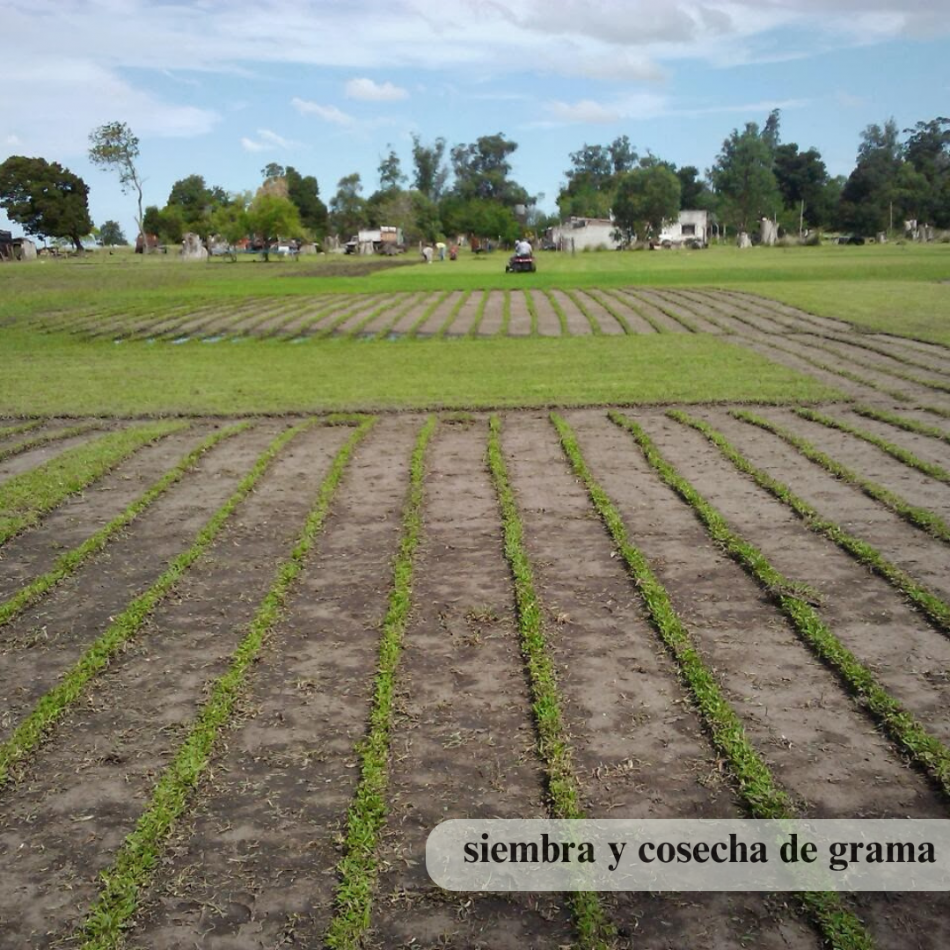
[291,97,355,125]
[240,136,268,153]
[545,100,623,125]
[4,134,23,148]
[241,129,299,151]
[345,78,409,101]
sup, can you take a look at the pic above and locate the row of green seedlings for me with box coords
[734,409,950,545]
[0,421,188,547]
[659,289,922,404]
[694,290,950,414]
[0,420,101,465]
[723,288,950,364]
[323,416,436,948]
[551,411,874,950]
[615,408,950,796]
[0,421,251,629]
[0,418,337,790]
[487,414,615,949]
[73,416,377,950]
[670,409,950,640]
[851,404,950,446]
[793,407,950,484]
[593,288,664,333]
[620,288,701,332]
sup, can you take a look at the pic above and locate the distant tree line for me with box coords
[0,113,947,250]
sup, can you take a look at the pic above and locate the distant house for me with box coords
[549,217,620,251]
[658,210,709,247]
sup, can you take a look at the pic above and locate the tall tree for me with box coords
[329,173,367,237]
[284,166,328,238]
[0,155,93,250]
[773,144,832,228]
[88,121,145,242]
[675,166,707,210]
[710,122,781,233]
[903,117,950,227]
[411,134,449,200]
[611,165,681,246]
[378,145,405,192]
[838,119,903,234]
[261,163,285,181]
[450,133,528,205]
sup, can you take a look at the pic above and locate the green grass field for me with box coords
[1,242,947,415]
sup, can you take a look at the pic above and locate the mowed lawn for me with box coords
[1,241,947,415]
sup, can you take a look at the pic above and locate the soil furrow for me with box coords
[0,423,291,739]
[549,289,591,336]
[445,289,483,336]
[624,289,718,333]
[370,418,575,948]
[0,424,354,948]
[756,408,950,527]
[571,408,950,950]
[501,412,819,950]
[414,290,463,337]
[576,291,626,334]
[0,424,223,603]
[588,289,659,333]
[724,292,857,335]
[122,416,418,949]
[507,289,533,336]
[527,289,562,336]
[642,411,950,744]
[388,292,440,336]
[0,427,115,482]
[478,290,506,337]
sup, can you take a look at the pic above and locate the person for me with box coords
[515,238,532,257]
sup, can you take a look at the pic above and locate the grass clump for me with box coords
[487,414,614,949]
[326,416,437,950]
[75,417,375,950]
[0,421,187,546]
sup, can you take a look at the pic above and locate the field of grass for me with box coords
[0,328,836,416]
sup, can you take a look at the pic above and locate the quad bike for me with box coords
[505,254,536,273]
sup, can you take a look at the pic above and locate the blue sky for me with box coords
[2,0,949,239]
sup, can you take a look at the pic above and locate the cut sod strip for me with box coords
[0,419,44,441]
[0,420,315,792]
[564,289,601,334]
[0,421,251,629]
[466,290,490,338]
[407,290,452,338]
[434,289,472,338]
[72,417,375,950]
[0,421,187,547]
[852,405,950,446]
[550,412,873,950]
[487,415,614,950]
[669,410,950,637]
[0,420,100,464]
[734,409,950,545]
[542,289,570,335]
[325,416,437,950]
[609,410,950,801]
[794,407,950,484]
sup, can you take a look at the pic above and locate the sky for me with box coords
[2,0,949,239]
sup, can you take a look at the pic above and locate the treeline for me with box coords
[1,112,948,250]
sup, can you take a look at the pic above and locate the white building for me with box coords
[658,210,709,247]
[551,217,621,251]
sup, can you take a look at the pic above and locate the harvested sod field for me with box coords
[1,367,950,947]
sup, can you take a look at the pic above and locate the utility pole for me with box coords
[799,199,805,239]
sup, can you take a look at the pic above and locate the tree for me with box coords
[329,173,367,237]
[0,155,93,250]
[284,167,328,238]
[903,117,950,227]
[773,144,832,229]
[98,220,127,246]
[166,174,220,233]
[88,122,145,242]
[378,145,405,192]
[261,163,285,182]
[710,122,781,233]
[611,165,681,246]
[210,193,251,261]
[246,193,302,261]
[838,119,903,235]
[450,133,529,206]
[411,134,449,200]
